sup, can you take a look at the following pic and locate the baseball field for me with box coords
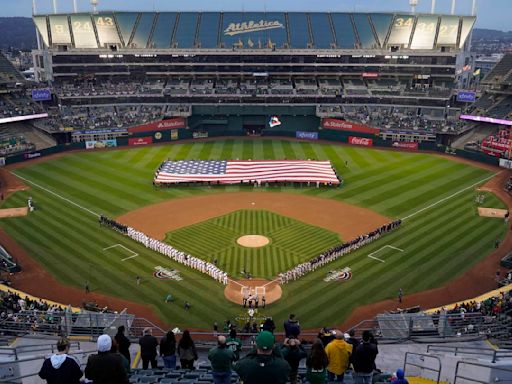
[0,138,508,329]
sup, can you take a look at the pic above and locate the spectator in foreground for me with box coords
[139,327,159,369]
[38,337,82,384]
[234,330,291,384]
[114,325,131,365]
[352,330,378,384]
[325,330,352,382]
[262,317,276,333]
[85,334,128,384]
[160,329,177,369]
[110,339,130,374]
[178,330,198,369]
[306,339,329,384]
[281,337,307,384]
[392,369,409,384]
[208,335,234,384]
[283,314,301,338]
[226,328,242,362]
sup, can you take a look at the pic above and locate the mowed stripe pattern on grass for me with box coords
[165,210,341,279]
[0,139,506,328]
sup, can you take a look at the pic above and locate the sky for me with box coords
[1,0,510,31]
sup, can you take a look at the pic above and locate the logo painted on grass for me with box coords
[324,267,352,282]
[154,266,183,281]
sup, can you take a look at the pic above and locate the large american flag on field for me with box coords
[155,160,340,185]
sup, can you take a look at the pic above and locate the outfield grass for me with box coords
[165,209,341,279]
[0,139,507,328]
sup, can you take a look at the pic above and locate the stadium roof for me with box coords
[33,12,475,51]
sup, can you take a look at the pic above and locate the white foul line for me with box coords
[401,173,499,221]
[103,244,138,261]
[368,255,385,263]
[14,173,100,218]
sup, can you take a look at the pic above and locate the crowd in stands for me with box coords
[279,220,402,284]
[0,134,35,156]
[38,315,411,384]
[0,92,43,119]
[444,290,512,317]
[53,77,455,101]
[35,104,191,132]
[506,176,512,194]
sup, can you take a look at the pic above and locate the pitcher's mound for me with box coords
[237,235,270,248]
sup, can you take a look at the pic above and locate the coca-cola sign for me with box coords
[392,141,418,150]
[348,136,373,147]
[322,118,380,135]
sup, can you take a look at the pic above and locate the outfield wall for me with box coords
[2,126,500,167]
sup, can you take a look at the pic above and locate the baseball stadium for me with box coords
[0,0,511,382]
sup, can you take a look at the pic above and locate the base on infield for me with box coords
[236,235,270,248]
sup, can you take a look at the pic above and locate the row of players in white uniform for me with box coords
[126,227,229,285]
[279,220,402,284]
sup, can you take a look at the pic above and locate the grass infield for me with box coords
[0,139,507,328]
[165,209,341,279]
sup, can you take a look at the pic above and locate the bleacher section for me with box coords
[483,54,512,86]
[0,53,24,84]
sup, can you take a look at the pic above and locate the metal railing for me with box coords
[454,361,512,384]
[427,344,512,363]
[404,352,442,384]
[0,347,97,383]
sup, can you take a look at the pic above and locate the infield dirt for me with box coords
[0,154,511,331]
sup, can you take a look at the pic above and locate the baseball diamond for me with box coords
[0,139,508,328]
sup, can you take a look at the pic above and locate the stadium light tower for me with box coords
[451,0,456,15]
[52,0,57,14]
[91,0,98,13]
[73,0,78,13]
[431,0,436,13]
[409,0,418,13]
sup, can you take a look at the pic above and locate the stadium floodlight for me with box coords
[431,0,436,13]
[409,0,418,13]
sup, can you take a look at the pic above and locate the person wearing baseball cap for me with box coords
[85,334,128,384]
[325,330,353,382]
[234,331,290,384]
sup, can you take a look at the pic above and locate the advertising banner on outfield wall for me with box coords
[128,137,153,146]
[322,118,380,135]
[348,136,373,147]
[85,139,117,150]
[128,117,187,133]
[296,131,318,140]
[193,132,208,139]
[392,141,418,150]
[499,159,512,169]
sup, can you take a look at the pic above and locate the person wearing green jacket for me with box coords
[234,331,291,384]
[208,336,234,384]
[226,328,243,362]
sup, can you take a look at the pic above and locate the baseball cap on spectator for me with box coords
[97,334,112,352]
[256,331,275,350]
